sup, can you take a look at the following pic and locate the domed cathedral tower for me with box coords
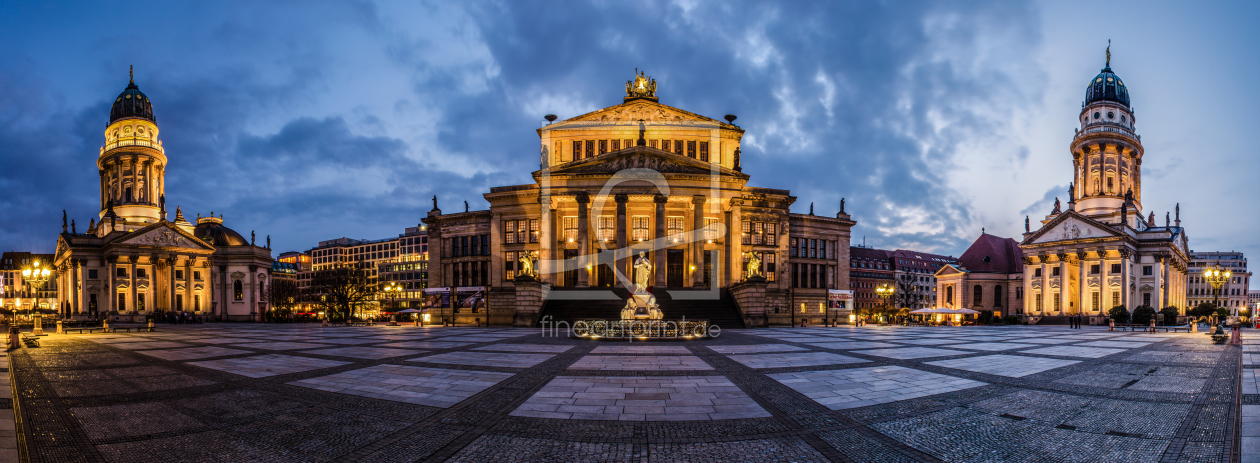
[1020,45,1192,322]
[97,67,167,233]
[1069,44,1144,225]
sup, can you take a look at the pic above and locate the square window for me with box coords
[1051,267,1060,276]
[1090,265,1099,274]
[1111,263,1121,273]
[1143,266,1153,276]
[88,269,98,279]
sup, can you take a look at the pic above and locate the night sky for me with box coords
[2,1,1256,286]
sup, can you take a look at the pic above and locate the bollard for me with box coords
[8,326,18,350]
[32,315,43,336]
[148,319,155,332]
[322,319,328,327]
[56,320,63,335]
[103,319,110,333]
[1108,319,1114,332]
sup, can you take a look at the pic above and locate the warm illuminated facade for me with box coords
[1019,52,1189,319]
[423,71,856,326]
[51,72,274,322]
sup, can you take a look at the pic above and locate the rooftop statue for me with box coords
[625,68,657,99]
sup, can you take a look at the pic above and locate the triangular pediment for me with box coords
[558,99,727,127]
[935,264,968,277]
[540,146,748,178]
[1024,211,1123,245]
[114,222,213,250]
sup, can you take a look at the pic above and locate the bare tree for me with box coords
[893,274,922,310]
[305,268,378,322]
[269,278,301,321]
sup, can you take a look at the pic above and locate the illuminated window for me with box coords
[741,221,751,245]
[632,216,649,241]
[650,139,659,149]
[674,140,684,155]
[529,219,539,243]
[505,251,517,280]
[687,140,697,158]
[1053,293,1061,311]
[611,139,620,151]
[789,238,798,257]
[667,217,684,240]
[704,218,719,241]
[598,216,615,241]
[563,217,577,242]
[661,140,671,152]
[585,140,595,159]
[699,141,709,162]
[599,140,608,155]
[1111,292,1120,307]
[1092,291,1100,311]
[234,280,243,301]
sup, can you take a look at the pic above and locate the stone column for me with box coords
[1057,253,1068,315]
[1077,250,1088,315]
[1153,255,1165,309]
[129,256,137,314]
[1120,250,1131,311]
[575,193,590,287]
[730,198,743,284]
[168,256,177,311]
[654,194,668,287]
[1098,249,1109,311]
[71,260,81,315]
[1023,257,1034,315]
[1040,256,1048,314]
[184,259,192,312]
[691,195,706,287]
[220,265,229,319]
[539,195,553,284]
[106,256,116,313]
[1162,254,1172,309]
[249,265,258,321]
[615,194,628,286]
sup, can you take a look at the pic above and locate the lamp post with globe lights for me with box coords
[22,261,51,335]
[876,283,895,324]
[383,282,402,326]
[1203,266,1237,343]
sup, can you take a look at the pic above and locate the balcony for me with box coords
[101,137,165,155]
[1073,124,1139,141]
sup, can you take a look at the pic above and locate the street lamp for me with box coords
[22,261,51,335]
[1203,266,1232,322]
[876,283,895,324]
[383,282,401,325]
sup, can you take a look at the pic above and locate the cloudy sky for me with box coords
[1,0,1256,283]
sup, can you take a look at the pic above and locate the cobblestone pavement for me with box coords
[7,324,1244,462]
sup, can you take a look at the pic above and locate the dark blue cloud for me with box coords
[1,0,1255,269]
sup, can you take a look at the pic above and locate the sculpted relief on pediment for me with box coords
[571,103,704,125]
[123,227,203,249]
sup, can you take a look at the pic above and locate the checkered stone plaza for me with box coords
[3,324,1248,462]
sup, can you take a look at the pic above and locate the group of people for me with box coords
[151,311,202,325]
[1067,314,1086,328]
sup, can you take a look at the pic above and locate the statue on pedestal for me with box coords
[517,251,536,279]
[745,251,763,278]
[633,252,652,292]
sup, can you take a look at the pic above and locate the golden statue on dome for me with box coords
[625,68,657,100]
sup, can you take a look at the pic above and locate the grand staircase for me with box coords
[538,288,746,329]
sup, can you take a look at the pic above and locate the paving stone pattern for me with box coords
[5,323,1243,462]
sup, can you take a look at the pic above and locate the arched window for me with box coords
[973,285,983,306]
[233,280,243,301]
[994,286,1003,307]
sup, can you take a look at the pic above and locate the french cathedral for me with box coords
[937,49,1191,319]
[51,71,274,322]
